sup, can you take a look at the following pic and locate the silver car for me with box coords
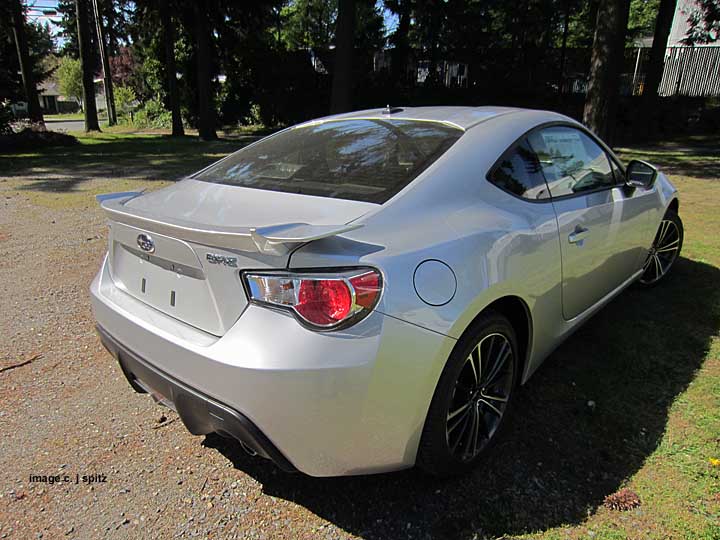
[91,106,683,477]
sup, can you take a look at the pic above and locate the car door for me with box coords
[527,125,652,320]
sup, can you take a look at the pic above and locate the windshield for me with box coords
[193,119,463,203]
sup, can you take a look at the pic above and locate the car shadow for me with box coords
[203,256,720,539]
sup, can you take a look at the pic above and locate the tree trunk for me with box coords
[195,2,216,141]
[558,0,571,95]
[104,0,119,55]
[76,0,101,131]
[583,0,631,143]
[391,0,411,86]
[638,0,676,138]
[10,0,45,127]
[330,0,355,114]
[160,0,184,136]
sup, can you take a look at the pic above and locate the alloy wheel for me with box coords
[639,218,681,285]
[445,332,514,462]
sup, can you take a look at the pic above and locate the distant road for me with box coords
[45,119,85,132]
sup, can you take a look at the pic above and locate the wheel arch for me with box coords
[456,295,533,386]
[668,197,679,214]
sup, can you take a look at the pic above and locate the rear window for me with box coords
[193,119,463,203]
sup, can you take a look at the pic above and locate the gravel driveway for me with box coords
[0,182,374,539]
[0,179,465,540]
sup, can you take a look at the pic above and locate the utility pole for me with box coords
[91,0,116,125]
[75,0,101,131]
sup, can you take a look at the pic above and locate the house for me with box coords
[11,79,81,117]
[667,0,718,47]
[38,80,60,114]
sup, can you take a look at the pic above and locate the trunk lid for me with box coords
[102,180,377,335]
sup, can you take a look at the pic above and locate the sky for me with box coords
[24,0,64,44]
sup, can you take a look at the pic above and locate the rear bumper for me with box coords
[97,324,297,472]
[91,255,456,476]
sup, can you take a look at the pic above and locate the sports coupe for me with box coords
[92,106,682,477]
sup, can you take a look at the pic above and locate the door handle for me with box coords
[568,226,590,244]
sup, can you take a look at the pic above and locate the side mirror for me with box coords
[625,160,657,189]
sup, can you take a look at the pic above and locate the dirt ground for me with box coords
[0,137,717,540]
[0,182,368,539]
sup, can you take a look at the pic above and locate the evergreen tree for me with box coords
[7,0,47,125]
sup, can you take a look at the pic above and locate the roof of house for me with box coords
[38,80,60,96]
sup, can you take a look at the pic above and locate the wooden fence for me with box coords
[658,46,720,97]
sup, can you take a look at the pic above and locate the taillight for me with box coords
[243,269,382,330]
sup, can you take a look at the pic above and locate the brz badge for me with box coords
[137,233,155,253]
[206,253,238,267]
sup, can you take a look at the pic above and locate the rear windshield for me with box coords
[193,119,463,203]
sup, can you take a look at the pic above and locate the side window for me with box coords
[488,139,550,200]
[527,126,615,198]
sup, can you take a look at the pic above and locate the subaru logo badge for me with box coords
[137,233,155,253]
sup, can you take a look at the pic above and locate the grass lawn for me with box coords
[0,132,717,539]
[1,130,242,176]
[0,131,246,207]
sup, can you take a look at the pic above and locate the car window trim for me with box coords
[485,120,627,204]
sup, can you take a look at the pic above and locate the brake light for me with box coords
[297,279,352,325]
[243,269,382,330]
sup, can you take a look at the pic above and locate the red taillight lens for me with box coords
[296,279,352,326]
[244,268,382,330]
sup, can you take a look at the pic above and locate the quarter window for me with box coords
[488,139,550,200]
[527,126,615,198]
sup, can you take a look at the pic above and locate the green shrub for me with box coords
[133,98,173,129]
[247,103,263,126]
[114,85,137,121]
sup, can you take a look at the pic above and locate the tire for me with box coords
[417,311,519,477]
[637,209,683,287]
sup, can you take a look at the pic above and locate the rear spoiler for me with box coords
[97,192,362,255]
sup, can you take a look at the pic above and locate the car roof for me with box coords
[300,106,573,131]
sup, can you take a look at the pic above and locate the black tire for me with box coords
[417,311,519,477]
[637,209,683,288]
